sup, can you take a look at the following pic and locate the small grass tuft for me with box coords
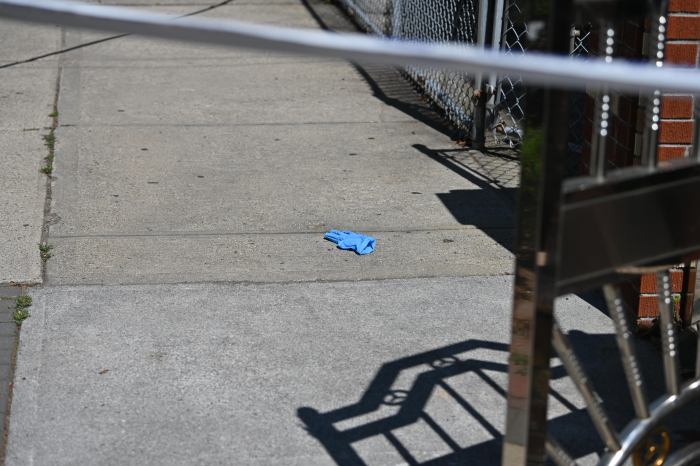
[39,243,53,261]
[43,133,55,150]
[13,307,30,324]
[16,295,32,308]
[14,294,33,324]
[48,111,58,118]
[41,132,56,176]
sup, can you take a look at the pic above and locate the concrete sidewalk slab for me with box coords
[50,125,513,237]
[0,19,61,64]
[0,68,57,130]
[0,132,50,284]
[7,276,619,465]
[0,20,60,284]
[56,62,414,127]
[60,25,336,69]
[58,2,331,68]
[46,228,513,285]
[46,0,517,286]
[85,0,299,5]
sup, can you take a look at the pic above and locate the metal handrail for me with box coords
[0,0,699,94]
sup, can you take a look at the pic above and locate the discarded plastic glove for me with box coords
[324,230,376,255]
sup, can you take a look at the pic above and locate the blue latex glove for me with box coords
[324,230,376,255]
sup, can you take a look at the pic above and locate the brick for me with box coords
[668,15,700,40]
[659,120,695,143]
[638,296,659,317]
[640,270,684,293]
[658,145,688,160]
[638,294,682,318]
[661,95,694,118]
[669,0,700,13]
[665,43,699,65]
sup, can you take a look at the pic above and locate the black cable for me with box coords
[0,0,235,70]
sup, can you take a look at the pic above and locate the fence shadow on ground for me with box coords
[413,143,517,253]
[299,0,465,140]
[413,143,608,311]
[296,330,674,466]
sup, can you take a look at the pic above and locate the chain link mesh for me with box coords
[336,0,480,133]
[336,0,647,166]
[492,0,526,147]
[566,25,592,174]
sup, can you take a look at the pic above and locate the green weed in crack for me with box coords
[39,242,53,262]
[41,132,56,175]
[14,294,32,324]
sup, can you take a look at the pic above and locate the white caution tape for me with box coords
[0,0,699,94]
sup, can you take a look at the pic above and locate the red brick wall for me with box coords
[638,1,699,324]
[658,2,699,158]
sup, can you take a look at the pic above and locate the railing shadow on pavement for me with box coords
[413,143,609,313]
[412,143,517,252]
[296,332,664,466]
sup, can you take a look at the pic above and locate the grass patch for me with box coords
[16,295,32,308]
[14,294,32,324]
[48,111,58,118]
[13,307,30,324]
[43,133,55,151]
[39,243,53,262]
[41,132,56,175]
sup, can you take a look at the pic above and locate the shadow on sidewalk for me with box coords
[413,144,517,253]
[299,0,461,140]
[413,143,609,311]
[296,330,673,466]
[299,0,612,314]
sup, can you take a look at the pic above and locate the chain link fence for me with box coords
[336,0,649,165]
[566,24,592,174]
[336,0,480,134]
[492,0,526,147]
[337,0,531,147]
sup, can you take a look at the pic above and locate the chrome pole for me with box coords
[656,271,681,395]
[545,437,578,466]
[551,322,621,452]
[604,285,649,419]
[642,1,669,168]
[589,23,614,179]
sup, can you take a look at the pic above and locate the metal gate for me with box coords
[0,0,699,464]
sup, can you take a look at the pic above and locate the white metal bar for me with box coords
[551,322,621,452]
[0,0,700,94]
[603,285,649,419]
[475,0,490,90]
[390,0,403,37]
[656,271,681,395]
[487,0,504,92]
[545,437,578,466]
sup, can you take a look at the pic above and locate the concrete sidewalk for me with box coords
[45,0,516,285]
[3,0,620,465]
[0,18,61,284]
[9,277,621,466]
